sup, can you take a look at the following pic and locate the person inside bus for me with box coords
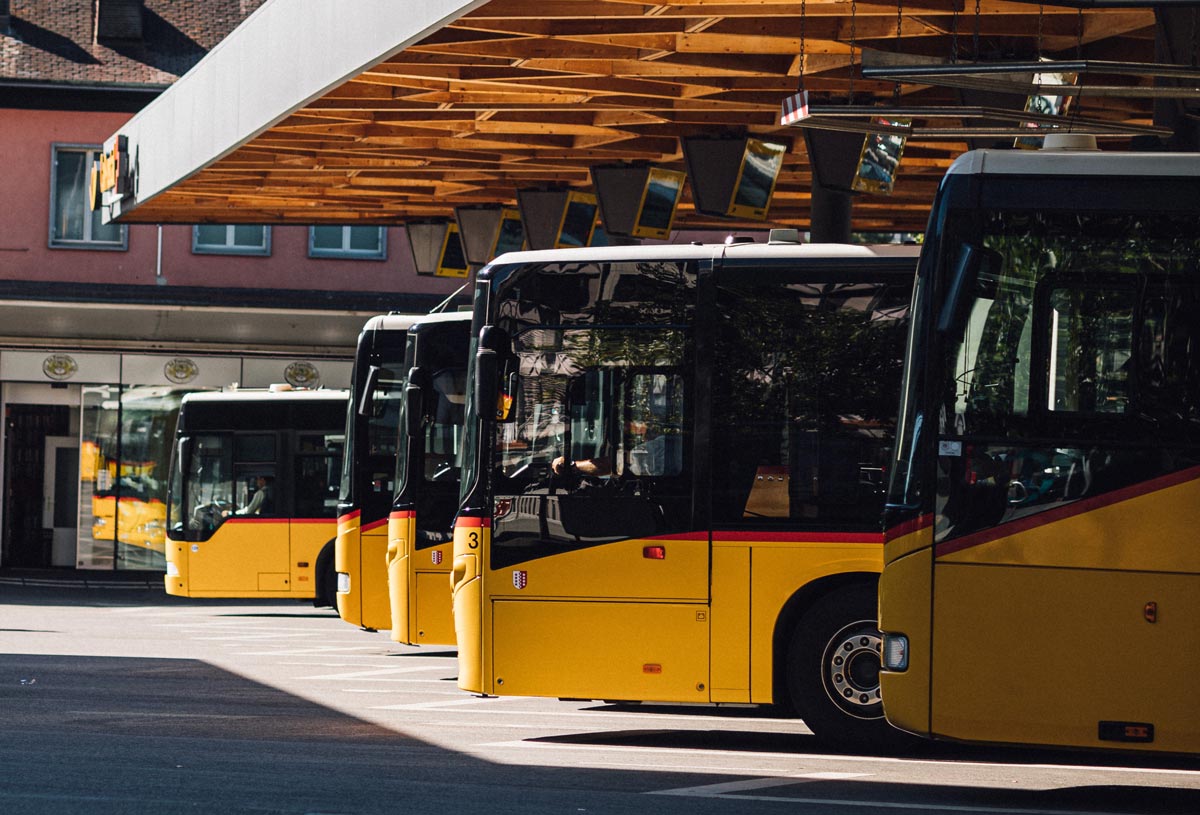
[233,475,275,516]
[551,421,679,478]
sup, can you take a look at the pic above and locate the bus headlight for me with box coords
[166,562,180,577]
[336,572,351,594]
[882,633,908,671]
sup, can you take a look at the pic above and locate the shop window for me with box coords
[49,145,127,250]
[308,225,386,260]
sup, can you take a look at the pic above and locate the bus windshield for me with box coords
[889,206,1200,533]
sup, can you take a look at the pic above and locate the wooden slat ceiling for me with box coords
[120,0,1162,233]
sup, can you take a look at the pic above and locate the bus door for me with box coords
[183,432,289,593]
[488,326,709,701]
[292,429,343,595]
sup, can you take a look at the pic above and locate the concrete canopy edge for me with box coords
[103,0,491,223]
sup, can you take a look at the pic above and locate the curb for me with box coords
[0,576,162,590]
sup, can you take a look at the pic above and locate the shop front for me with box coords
[0,350,351,571]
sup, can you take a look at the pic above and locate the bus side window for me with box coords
[295,432,342,518]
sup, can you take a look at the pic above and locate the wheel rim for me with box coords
[821,620,883,720]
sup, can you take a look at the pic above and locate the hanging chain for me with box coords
[1034,3,1044,96]
[1037,3,1044,61]
[1070,7,1085,130]
[951,4,959,64]
[973,0,981,63]
[797,0,807,91]
[894,0,904,103]
[848,0,857,103]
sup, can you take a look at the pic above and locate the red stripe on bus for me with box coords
[642,530,881,544]
[362,518,388,532]
[337,510,361,524]
[290,518,336,524]
[711,530,881,544]
[455,516,491,529]
[935,464,1200,558]
[390,510,416,520]
[884,513,934,542]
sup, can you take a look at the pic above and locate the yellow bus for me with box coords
[452,239,918,745]
[335,314,415,630]
[388,314,472,648]
[880,136,1200,755]
[165,388,347,603]
[387,311,471,645]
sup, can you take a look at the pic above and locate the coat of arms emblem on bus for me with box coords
[512,570,527,590]
[431,550,443,565]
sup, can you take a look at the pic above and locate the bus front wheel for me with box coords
[786,585,903,748]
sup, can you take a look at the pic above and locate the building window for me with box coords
[308,226,386,260]
[193,225,271,256]
[49,145,127,250]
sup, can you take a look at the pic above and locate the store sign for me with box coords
[42,354,79,381]
[92,135,134,211]
[284,361,320,389]
[163,357,200,384]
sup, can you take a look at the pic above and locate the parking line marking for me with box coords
[299,666,450,681]
[650,775,867,797]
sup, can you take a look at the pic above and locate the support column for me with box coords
[809,183,853,244]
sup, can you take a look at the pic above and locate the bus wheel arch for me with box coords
[774,575,902,746]
[313,539,337,609]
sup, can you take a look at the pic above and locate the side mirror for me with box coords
[405,382,425,436]
[937,244,1001,336]
[475,347,498,423]
[358,365,382,417]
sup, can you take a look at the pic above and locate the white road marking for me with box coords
[477,739,813,761]
[193,633,315,641]
[299,665,449,681]
[650,774,868,797]
[656,793,1161,815]
[374,697,523,710]
[237,646,387,655]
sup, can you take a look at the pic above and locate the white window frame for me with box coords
[192,224,272,256]
[48,144,128,250]
[308,225,387,260]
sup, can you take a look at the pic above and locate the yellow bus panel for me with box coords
[492,599,709,702]
[878,542,933,738]
[933,564,1199,754]
[389,511,456,646]
[166,517,333,599]
[451,519,484,692]
[709,546,750,702]
[386,510,413,642]
[487,535,709,603]
[414,570,456,646]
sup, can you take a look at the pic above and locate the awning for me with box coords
[102,0,1162,234]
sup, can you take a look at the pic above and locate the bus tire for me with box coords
[785,584,905,749]
[314,541,336,609]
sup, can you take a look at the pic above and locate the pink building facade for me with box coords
[0,2,467,572]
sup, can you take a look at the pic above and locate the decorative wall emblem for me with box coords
[431,550,443,566]
[512,570,528,590]
[42,354,79,381]
[284,361,320,389]
[163,357,200,384]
